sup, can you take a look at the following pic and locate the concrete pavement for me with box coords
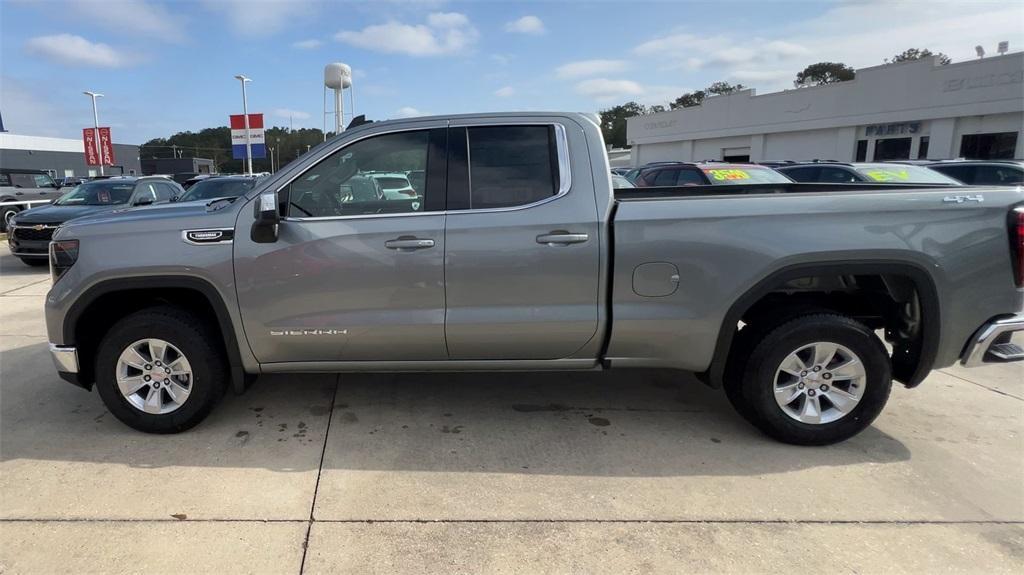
[0,244,1021,573]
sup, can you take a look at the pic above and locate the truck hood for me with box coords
[56,198,244,239]
[13,203,123,225]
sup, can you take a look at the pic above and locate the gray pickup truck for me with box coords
[43,113,1024,444]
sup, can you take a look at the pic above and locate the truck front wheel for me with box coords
[94,306,228,433]
[734,314,892,445]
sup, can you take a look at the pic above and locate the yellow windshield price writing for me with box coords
[863,169,910,182]
[705,169,750,180]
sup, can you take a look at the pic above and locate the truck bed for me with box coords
[614,182,966,200]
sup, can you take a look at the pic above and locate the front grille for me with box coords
[13,225,57,241]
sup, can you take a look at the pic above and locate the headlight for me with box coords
[49,239,79,283]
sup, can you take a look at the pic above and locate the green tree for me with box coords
[794,62,855,87]
[141,126,328,173]
[669,81,745,110]
[598,101,647,149]
[887,48,951,65]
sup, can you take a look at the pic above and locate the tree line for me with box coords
[599,48,951,148]
[140,126,330,173]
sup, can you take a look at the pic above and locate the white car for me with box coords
[368,173,418,200]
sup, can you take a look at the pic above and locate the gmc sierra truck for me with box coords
[43,113,1024,444]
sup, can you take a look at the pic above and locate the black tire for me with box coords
[1,206,19,233]
[736,314,892,445]
[95,306,228,433]
[20,257,48,267]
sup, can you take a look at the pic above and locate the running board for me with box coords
[986,342,1024,362]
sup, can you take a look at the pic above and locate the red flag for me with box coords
[82,128,99,166]
[97,127,115,165]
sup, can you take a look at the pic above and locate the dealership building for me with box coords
[626,51,1023,165]
[0,133,141,178]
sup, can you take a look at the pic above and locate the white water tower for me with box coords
[324,63,354,136]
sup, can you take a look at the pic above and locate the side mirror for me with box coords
[251,191,280,243]
[134,197,154,206]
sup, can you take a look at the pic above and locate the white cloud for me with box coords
[494,86,515,97]
[25,34,137,68]
[273,108,311,121]
[631,1,1023,93]
[66,0,185,43]
[0,75,77,137]
[556,59,628,79]
[505,15,546,35]
[201,0,315,36]
[575,78,644,102]
[291,39,322,50]
[336,12,478,56]
[394,106,426,118]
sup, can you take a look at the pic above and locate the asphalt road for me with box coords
[0,244,1021,574]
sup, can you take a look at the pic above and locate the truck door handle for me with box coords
[385,237,435,250]
[536,232,589,246]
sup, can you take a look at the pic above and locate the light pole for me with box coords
[83,91,104,175]
[234,75,253,175]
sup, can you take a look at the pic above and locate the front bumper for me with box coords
[960,314,1024,367]
[7,235,50,258]
[49,343,88,389]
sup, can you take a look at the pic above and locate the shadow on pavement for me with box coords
[1,339,911,476]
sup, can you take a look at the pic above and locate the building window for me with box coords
[855,140,868,161]
[873,137,911,161]
[917,136,930,160]
[960,132,1018,160]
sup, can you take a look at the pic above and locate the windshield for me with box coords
[55,181,134,205]
[854,165,960,184]
[178,179,254,202]
[702,166,793,185]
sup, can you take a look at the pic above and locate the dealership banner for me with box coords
[83,127,116,166]
[230,113,266,159]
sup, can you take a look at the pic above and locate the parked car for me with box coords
[925,160,1024,186]
[634,162,794,187]
[42,112,1023,446]
[368,172,418,199]
[611,174,635,188]
[7,176,183,265]
[0,168,63,232]
[776,162,962,185]
[175,176,258,203]
[182,174,218,189]
[55,176,87,188]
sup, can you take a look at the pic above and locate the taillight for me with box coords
[1011,207,1024,287]
[49,239,79,283]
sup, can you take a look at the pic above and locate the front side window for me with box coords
[973,165,1024,185]
[466,125,558,209]
[818,167,860,183]
[286,130,430,218]
[652,169,679,187]
[9,172,57,188]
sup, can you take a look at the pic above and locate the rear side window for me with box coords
[652,169,679,187]
[781,167,818,182]
[972,166,1023,185]
[465,125,559,209]
[155,183,178,201]
[818,167,860,183]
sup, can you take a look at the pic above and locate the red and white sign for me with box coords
[230,114,266,159]
[98,127,115,165]
[82,127,115,166]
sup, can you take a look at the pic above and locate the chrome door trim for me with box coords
[278,120,574,223]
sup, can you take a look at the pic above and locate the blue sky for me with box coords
[2,0,1020,144]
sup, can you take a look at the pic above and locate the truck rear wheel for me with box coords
[734,314,892,445]
[95,306,228,433]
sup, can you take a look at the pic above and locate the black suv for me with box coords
[7,176,184,266]
[775,161,962,186]
[925,160,1023,186]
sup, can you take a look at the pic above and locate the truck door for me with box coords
[234,125,449,363]
[443,121,601,359]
